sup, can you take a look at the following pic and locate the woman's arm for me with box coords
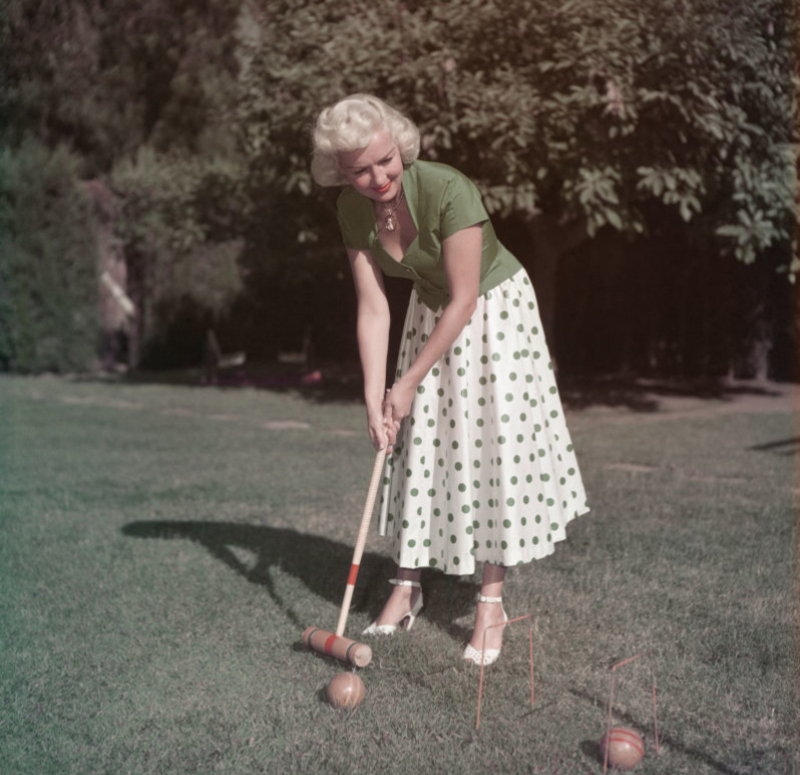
[384,225,482,425]
[347,246,396,450]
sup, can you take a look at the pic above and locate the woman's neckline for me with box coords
[373,171,418,263]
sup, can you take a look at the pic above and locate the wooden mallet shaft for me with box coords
[303,447,387,667]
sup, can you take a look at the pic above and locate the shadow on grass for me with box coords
[121,520,477,638]
[558,374,786,412]
[571,688,747,775]
[748,436,800,456]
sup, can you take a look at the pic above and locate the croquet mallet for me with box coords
[302,447,387,668]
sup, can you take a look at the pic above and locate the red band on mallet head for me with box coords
[323,633,338,655]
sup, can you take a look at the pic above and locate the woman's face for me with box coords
[339,131,404,202]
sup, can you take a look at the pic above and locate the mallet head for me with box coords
[302,627,372,667]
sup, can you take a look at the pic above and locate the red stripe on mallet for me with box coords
[347,564,359,586]
[323,633,338,655]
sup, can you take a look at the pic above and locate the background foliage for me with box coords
[0,137,99,372]
[0,0,796,375]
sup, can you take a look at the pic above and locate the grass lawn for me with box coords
[1,374,797,775]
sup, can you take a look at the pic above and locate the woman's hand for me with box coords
[367,407,398,452]
[383,380,415,427]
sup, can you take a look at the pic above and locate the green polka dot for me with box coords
[500,311,508,319]
[402,520,410,528]
[453,557,460,565]
[414,437,422,445]
[450,535,457,544]
[503,519,512,528]
[408,539,416,547]
[497,436,506,444]
[492,353,501,362]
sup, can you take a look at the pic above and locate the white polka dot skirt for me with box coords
[379,269,590,575]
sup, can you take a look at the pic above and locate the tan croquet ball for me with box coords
[326,672,366,710]
[600,727,644,770]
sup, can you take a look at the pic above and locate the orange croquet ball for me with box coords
[599,727,644,770]
[326,672,366,710]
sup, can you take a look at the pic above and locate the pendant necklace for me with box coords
[379,188,405,232]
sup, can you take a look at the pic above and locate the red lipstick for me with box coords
[373,182,392,194]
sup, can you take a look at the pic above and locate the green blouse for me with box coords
[336,160,522,311]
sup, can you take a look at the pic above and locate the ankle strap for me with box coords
[390,578,421,588]
[476,593,503,604]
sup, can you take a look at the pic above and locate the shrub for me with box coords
[0,137,99,372]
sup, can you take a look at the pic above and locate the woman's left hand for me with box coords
[383,379,415,427]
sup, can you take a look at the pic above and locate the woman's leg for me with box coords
[467,562,507,653]
[374,566,423,626]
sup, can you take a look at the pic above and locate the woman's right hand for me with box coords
[367,408,398,452]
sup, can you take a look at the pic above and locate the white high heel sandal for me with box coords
[463,594,508,666]
[362,578,423,635]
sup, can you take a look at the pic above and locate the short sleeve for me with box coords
[337,207,358,249]
[439,173,489,240]
[336,188,372,250]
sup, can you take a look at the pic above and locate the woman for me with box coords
[311,95,589,665]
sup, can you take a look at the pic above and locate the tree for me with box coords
[237,0,796,374]
[0,138,99,372]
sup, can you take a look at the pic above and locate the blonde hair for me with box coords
[311,94,420,187]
